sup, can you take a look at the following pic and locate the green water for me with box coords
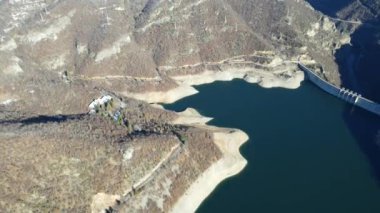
[165,79,380,213]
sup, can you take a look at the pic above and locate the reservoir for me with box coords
[165,79,380,213]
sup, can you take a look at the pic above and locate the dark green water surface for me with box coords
[164,79,380,213]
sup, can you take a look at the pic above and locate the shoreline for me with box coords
[122,66,305,212]
[170,108,249,213]
[126,66,304,104]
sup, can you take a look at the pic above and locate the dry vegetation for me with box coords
[0,115,130,211]
[116,127,221,212]
[0,95,221,212]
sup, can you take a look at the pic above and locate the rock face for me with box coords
[0,0,364,212]
[307,0,380,20]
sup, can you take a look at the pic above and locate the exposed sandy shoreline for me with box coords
[169,108,249,213]
[170,118,249,213]
[172,108,213,125]
[123,66,304,212]
[127,67,304,104]
[125,84,199,104]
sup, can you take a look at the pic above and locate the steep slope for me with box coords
[0,0,349,114]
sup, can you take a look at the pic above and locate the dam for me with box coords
[298,63,380,117]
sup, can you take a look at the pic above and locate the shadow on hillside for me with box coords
[335,22,380,102]
[343,106,380,185]
[306,0,355,17]
[0,114,87,125]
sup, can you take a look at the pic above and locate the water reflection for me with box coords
[343,106,380,185]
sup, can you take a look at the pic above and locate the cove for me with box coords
[164,79,380,213]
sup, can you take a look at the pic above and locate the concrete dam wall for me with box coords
[298,63,380,117]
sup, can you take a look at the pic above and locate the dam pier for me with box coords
[298,63,380,117]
